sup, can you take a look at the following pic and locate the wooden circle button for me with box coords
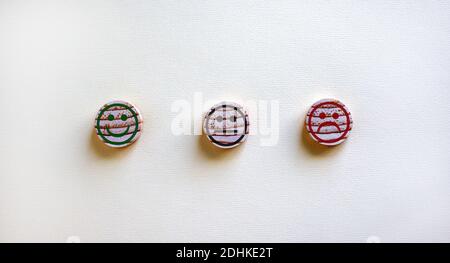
[95,100,143,148]
[305,99,353,146]
[203,101,249,149]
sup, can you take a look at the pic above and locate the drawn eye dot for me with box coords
[216,116,223,122]
[319,112,326,119]
[108,114,114,121]
[231,116,237,122]
[332,113,339,119]
[120,114,128,121]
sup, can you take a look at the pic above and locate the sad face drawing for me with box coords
[95,100,143,148]
[305,99,353,146]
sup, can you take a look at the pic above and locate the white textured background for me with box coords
[1,0,450,243]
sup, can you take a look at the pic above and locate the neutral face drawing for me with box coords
[203,102,249,149]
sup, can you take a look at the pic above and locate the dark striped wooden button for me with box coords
[305,99,353,146]
[203,101,249,149]
[95,100,143,148]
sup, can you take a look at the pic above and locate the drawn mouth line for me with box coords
[317,122,342,133]
[106,125,130,137]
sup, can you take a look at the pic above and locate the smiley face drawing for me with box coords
[95,100,143,148]
[203,102,249,149]
[305,99,353,146]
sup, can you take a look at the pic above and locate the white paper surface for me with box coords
[1,0,449,242]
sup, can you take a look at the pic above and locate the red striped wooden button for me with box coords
[203,101,249,149]
[305,99,353,146]
[95,100,143,148]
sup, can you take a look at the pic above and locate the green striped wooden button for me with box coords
[95,100,143,148]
